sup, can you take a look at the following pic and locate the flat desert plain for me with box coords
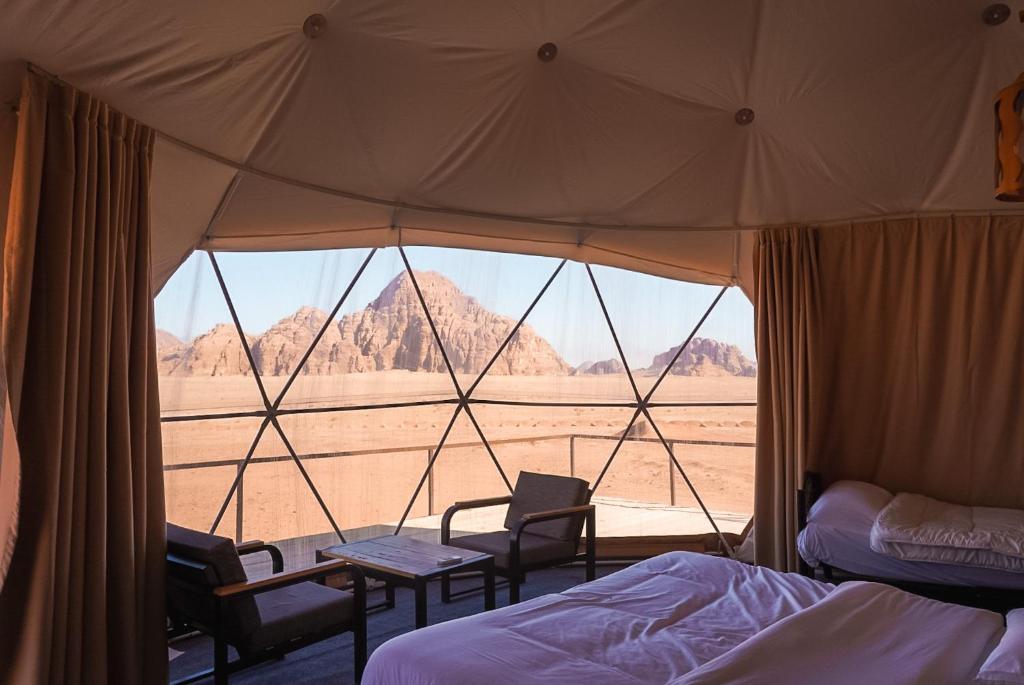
[161,372,756,543]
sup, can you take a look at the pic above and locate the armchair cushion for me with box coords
[503,472,590,541]
[238,582,355,653]
[452,531,576,570]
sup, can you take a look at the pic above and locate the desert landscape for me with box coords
[159,271,756,544]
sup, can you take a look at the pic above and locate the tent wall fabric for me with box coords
[753,227,820,572]
[0,73,166,685]
[0,0,1021,593]
[1,1,1024,292]
[754,216,1024,570]
[815,215,1024,508]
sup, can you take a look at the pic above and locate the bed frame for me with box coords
[798,471,1024,614]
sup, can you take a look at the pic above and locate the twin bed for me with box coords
[798,476,1024,609]
[362,551,1008,684]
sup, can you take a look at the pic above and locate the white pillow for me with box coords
[807,480,893,531]
[976,609,1024,684]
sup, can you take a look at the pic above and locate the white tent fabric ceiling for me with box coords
[1,0,1023,290]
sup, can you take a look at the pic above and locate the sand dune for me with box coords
[161,373,755,543]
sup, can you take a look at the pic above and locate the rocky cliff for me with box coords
[159,323,257,376]
[158,271,571,376]
[573,359,627,375]
[647,337,756,377]
[156,273,756,378]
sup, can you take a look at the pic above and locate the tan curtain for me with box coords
[753,216,1024,570]
[753,227,821,571]
[0,393,17,589]
[815,215,1024,507]
[0,72,166,685]
[0,81,17,591]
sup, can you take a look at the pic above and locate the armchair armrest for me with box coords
[234,539,265,553]
[214,559,364,599]
[509,504,595,539]
[508,504,596,571]
[441,495,513,544]
[236,540,284,574]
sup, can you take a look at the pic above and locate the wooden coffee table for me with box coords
[317,535,496,628]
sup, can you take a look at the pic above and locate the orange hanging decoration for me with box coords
[995,72,1024,201]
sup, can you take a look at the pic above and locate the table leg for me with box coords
[414,578,428,628]
[441,574,451,603]
[385,581,396,610]
[483,559,496,612]
[315,550,326,585]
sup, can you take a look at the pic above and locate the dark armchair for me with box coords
[166,524,367,685]
[441,471,596,604]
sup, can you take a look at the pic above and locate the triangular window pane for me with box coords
[472,261,637,403]
[155,251,264,416]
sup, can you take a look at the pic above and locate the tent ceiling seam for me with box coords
[198,171,244,248]
[207,225,733,283]
[153,124,1024,236]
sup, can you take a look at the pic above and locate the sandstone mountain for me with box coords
[156,329,184,351]
[156,273,756,378]
[158,271,571,376]
[159,323,257,376]
[573,359,626,375]
[646,337,756,377]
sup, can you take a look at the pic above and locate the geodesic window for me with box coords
[156,247,755,565]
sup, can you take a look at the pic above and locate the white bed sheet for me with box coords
[798,480,1024,588]
[672,580,1003,685]
[362,552,833,685]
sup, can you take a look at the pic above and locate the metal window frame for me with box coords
[167,248,747,550]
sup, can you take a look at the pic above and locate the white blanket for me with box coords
[798,481,1024,588]
[362,552,832,685]
[871,492,1024,572]
[672,581,1004,685]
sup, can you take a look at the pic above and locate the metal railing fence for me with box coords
[163,432,755,542]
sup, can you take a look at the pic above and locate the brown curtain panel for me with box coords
[752,227,821,571]
[753,216,1024,570]
[814,215,1024,507]
[0,72,166,684]
[0,86,17,591]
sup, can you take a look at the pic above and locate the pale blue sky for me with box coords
[154,246,755,368]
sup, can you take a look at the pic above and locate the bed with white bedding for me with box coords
[797,479,1024,591]
[364,552,831,685]
[362,551,1005,685]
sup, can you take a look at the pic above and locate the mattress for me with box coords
[362,552,833,685]
[798,480,1024,588]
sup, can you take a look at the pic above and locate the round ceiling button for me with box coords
[735,108,755,125]
[537,42,558,62]
[303,14,327,39]
[982,3,1011,25]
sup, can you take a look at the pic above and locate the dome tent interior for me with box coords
[2,2,1024,684]
[2,1,1023,291]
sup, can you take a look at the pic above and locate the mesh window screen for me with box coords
[155,247,755,561]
